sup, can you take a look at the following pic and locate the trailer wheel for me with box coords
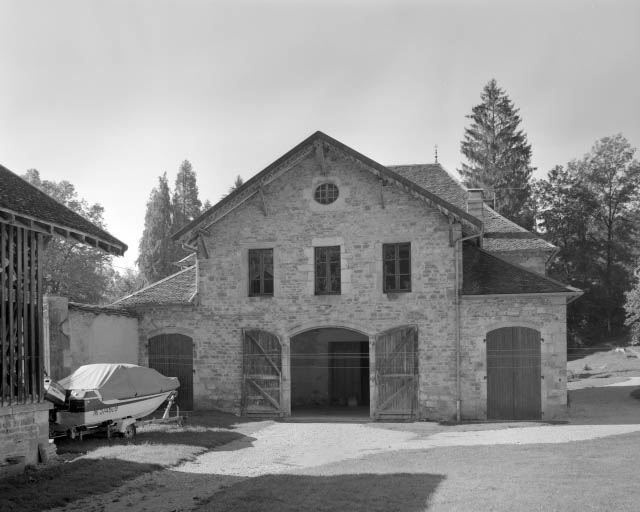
[122,424,136,439]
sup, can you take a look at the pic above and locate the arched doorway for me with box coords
[486,326,541,420]
[148,333,194,411]
[290,328,370,418]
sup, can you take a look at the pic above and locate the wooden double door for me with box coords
[487,327,542,420]
[241,326,419,420]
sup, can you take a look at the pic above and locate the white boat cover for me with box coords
[59,364,179,401]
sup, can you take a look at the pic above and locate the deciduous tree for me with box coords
[535,135,640,343]
[22,170,114,303]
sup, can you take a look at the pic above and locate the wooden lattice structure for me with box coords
[0,164,127,407]
[0,223,44,405]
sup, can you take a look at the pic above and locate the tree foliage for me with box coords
[171,160,202,263]
[626,275,640,345]
[535,135,640,343]
[137,161,208,284]
[21,169,114,303]
[172,160,202,229]
[459,79,534,228]
[137,173,175,284]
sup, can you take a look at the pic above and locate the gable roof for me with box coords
[390,163,556,253]
[172,131,482,244]
[0,164,127,255]
[112,265,197,308]
[463,244,580,296]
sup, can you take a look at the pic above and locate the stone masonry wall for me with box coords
[460,294,568,420]
[137,147,461,420]
[0,402,51,466]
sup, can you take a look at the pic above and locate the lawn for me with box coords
[0,414,257,512]
[567,346,640,384]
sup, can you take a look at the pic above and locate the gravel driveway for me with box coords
[49,382,640,512]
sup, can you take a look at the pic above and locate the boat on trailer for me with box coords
[45,363,180,438]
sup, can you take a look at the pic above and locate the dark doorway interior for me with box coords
[291,328,369,418]
[329,341,370,407]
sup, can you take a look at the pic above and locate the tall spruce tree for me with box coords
[459,79,534,228]
[172,160,202,228]
[171,160,202,263]
[137,173,174,284]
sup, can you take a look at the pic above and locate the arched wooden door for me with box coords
[148,333,194,411]
[487,327,541,420]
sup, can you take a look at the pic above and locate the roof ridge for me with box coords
[111,265,196,305]
[172,132,481,242]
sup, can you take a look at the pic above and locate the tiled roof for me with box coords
[388,164,468,211]
[463,244,578,296]
[69,302,138,318]
[112,266,197,308]
[390,163,556,253]
[0,164,127,255]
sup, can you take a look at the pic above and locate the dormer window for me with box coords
[314,183,339,205]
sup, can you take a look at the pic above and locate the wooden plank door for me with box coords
[148,333,194,410]
[242,329,283,417]
[487,327,541,420]
[374,326,418,420]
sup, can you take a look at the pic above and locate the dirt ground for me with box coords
[44,375,640,512]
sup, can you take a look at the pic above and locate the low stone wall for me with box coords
[0,402,52,468]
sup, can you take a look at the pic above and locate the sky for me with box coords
[1,0,639,271]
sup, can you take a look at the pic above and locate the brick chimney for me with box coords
[467,189,484,222]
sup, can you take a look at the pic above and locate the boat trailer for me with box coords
[51,391,185,441]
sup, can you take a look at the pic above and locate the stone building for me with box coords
[115,131,580,421]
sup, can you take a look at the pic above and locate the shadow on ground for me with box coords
[194,473,445,512]
[55,427,252,456]
[0,458,162,512]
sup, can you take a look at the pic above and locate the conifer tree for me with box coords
[137,173,174,284]
[459,79,534,228]
[172,160,202,229]
[171,160,202,263]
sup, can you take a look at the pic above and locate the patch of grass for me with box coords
[0,419,254,512]
[567,348,640,381]
[0,458,161,512]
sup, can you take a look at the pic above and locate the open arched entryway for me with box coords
[486,326,541,420]
[290,328,370,418]
[148,333,194,411]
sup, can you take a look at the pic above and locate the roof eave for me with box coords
[0,206,127,256]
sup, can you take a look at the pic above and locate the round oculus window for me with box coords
[314,183,339,205]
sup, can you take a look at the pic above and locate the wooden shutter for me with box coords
[374,325,418,420]
[242,329,283,417]
[148,333,194,410]
[487,326,541,420]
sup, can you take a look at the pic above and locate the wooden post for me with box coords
[29,230,37,402]
[0,223,6,407]
[37,234,44,400]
